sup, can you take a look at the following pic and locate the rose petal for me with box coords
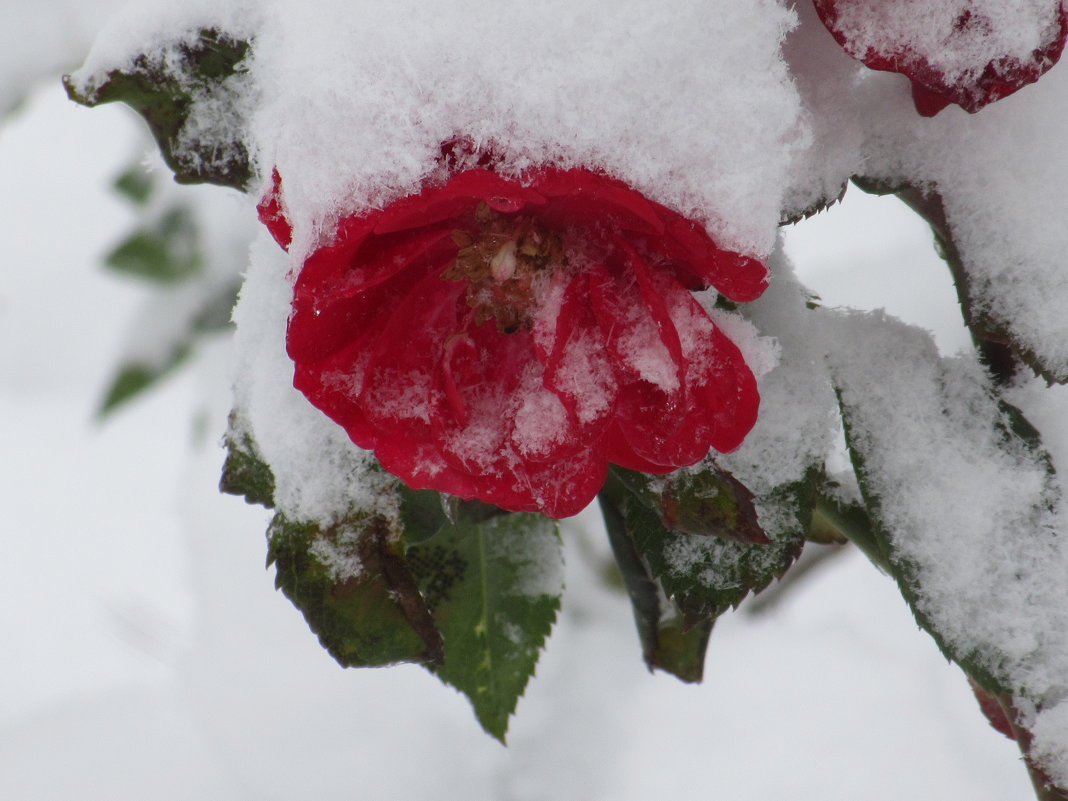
[373,169,546,234]
[257,169,292,250]
[532,168,666,235]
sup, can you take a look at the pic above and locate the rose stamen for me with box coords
[443,203,565,333]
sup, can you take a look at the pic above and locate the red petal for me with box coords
[295,226,454,319]
[541,274,619,431]
[655,213,769,301]
[287,230,453,364]
[510,450,608,518]
[359,271,467,444]
[588,261,684,396]
[257,169,292,250]
[531,168,665,235]
[373,170,546,235]
[696,328,760,454]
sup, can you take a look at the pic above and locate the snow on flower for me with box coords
[260,155,768,518]
[812,0,1068,115]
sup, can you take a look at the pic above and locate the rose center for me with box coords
[443,202,566,334]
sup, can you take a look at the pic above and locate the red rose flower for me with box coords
[259,163,767,518]
[813,0,1068,116]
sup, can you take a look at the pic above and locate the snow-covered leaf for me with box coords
[64,28,252,189]
[607,467,806,626]
[614,466,770,545]
[827,310,1065,701]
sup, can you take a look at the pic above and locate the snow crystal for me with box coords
[616,315,680,393]
[551,330,616,426]
[307,527,365,583]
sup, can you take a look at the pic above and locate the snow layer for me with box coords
[56,0,1068,785]
[715,246,837,499]
[245,0,802,260]
[825,309,1068,784]
[1,79,1048,798]
[230,233,396,524]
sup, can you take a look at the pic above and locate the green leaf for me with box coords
[810,490,887,571]
[608,467,806,625]
[219,420,277,509]
[65,28,252,189]
[113,164,154,206]
[97,279,238,417]
[598,485,712,683]
[105,206,202,283]
[408,512,563,742]
[97,344,191,417]
[597,466,809,681]
[268,512,443,668]
[614,466,769,544]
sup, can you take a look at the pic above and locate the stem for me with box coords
[893,186,1020,384]
[995,694,1068,801]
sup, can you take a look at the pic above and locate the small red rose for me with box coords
[260,162,767,518]
[813,0,1068,115]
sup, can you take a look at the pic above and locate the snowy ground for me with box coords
[0,83,1036,799]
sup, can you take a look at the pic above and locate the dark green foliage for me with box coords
[219,424,277,508]
[599,466,807,682]
[218,427,561,739]
[97,346,191,417]
[105,207,202,283]
[113,164,154,205]
[65,29,252,189]
[268,513,443,668]
[614,466,769,544]
[599,486,713,683]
